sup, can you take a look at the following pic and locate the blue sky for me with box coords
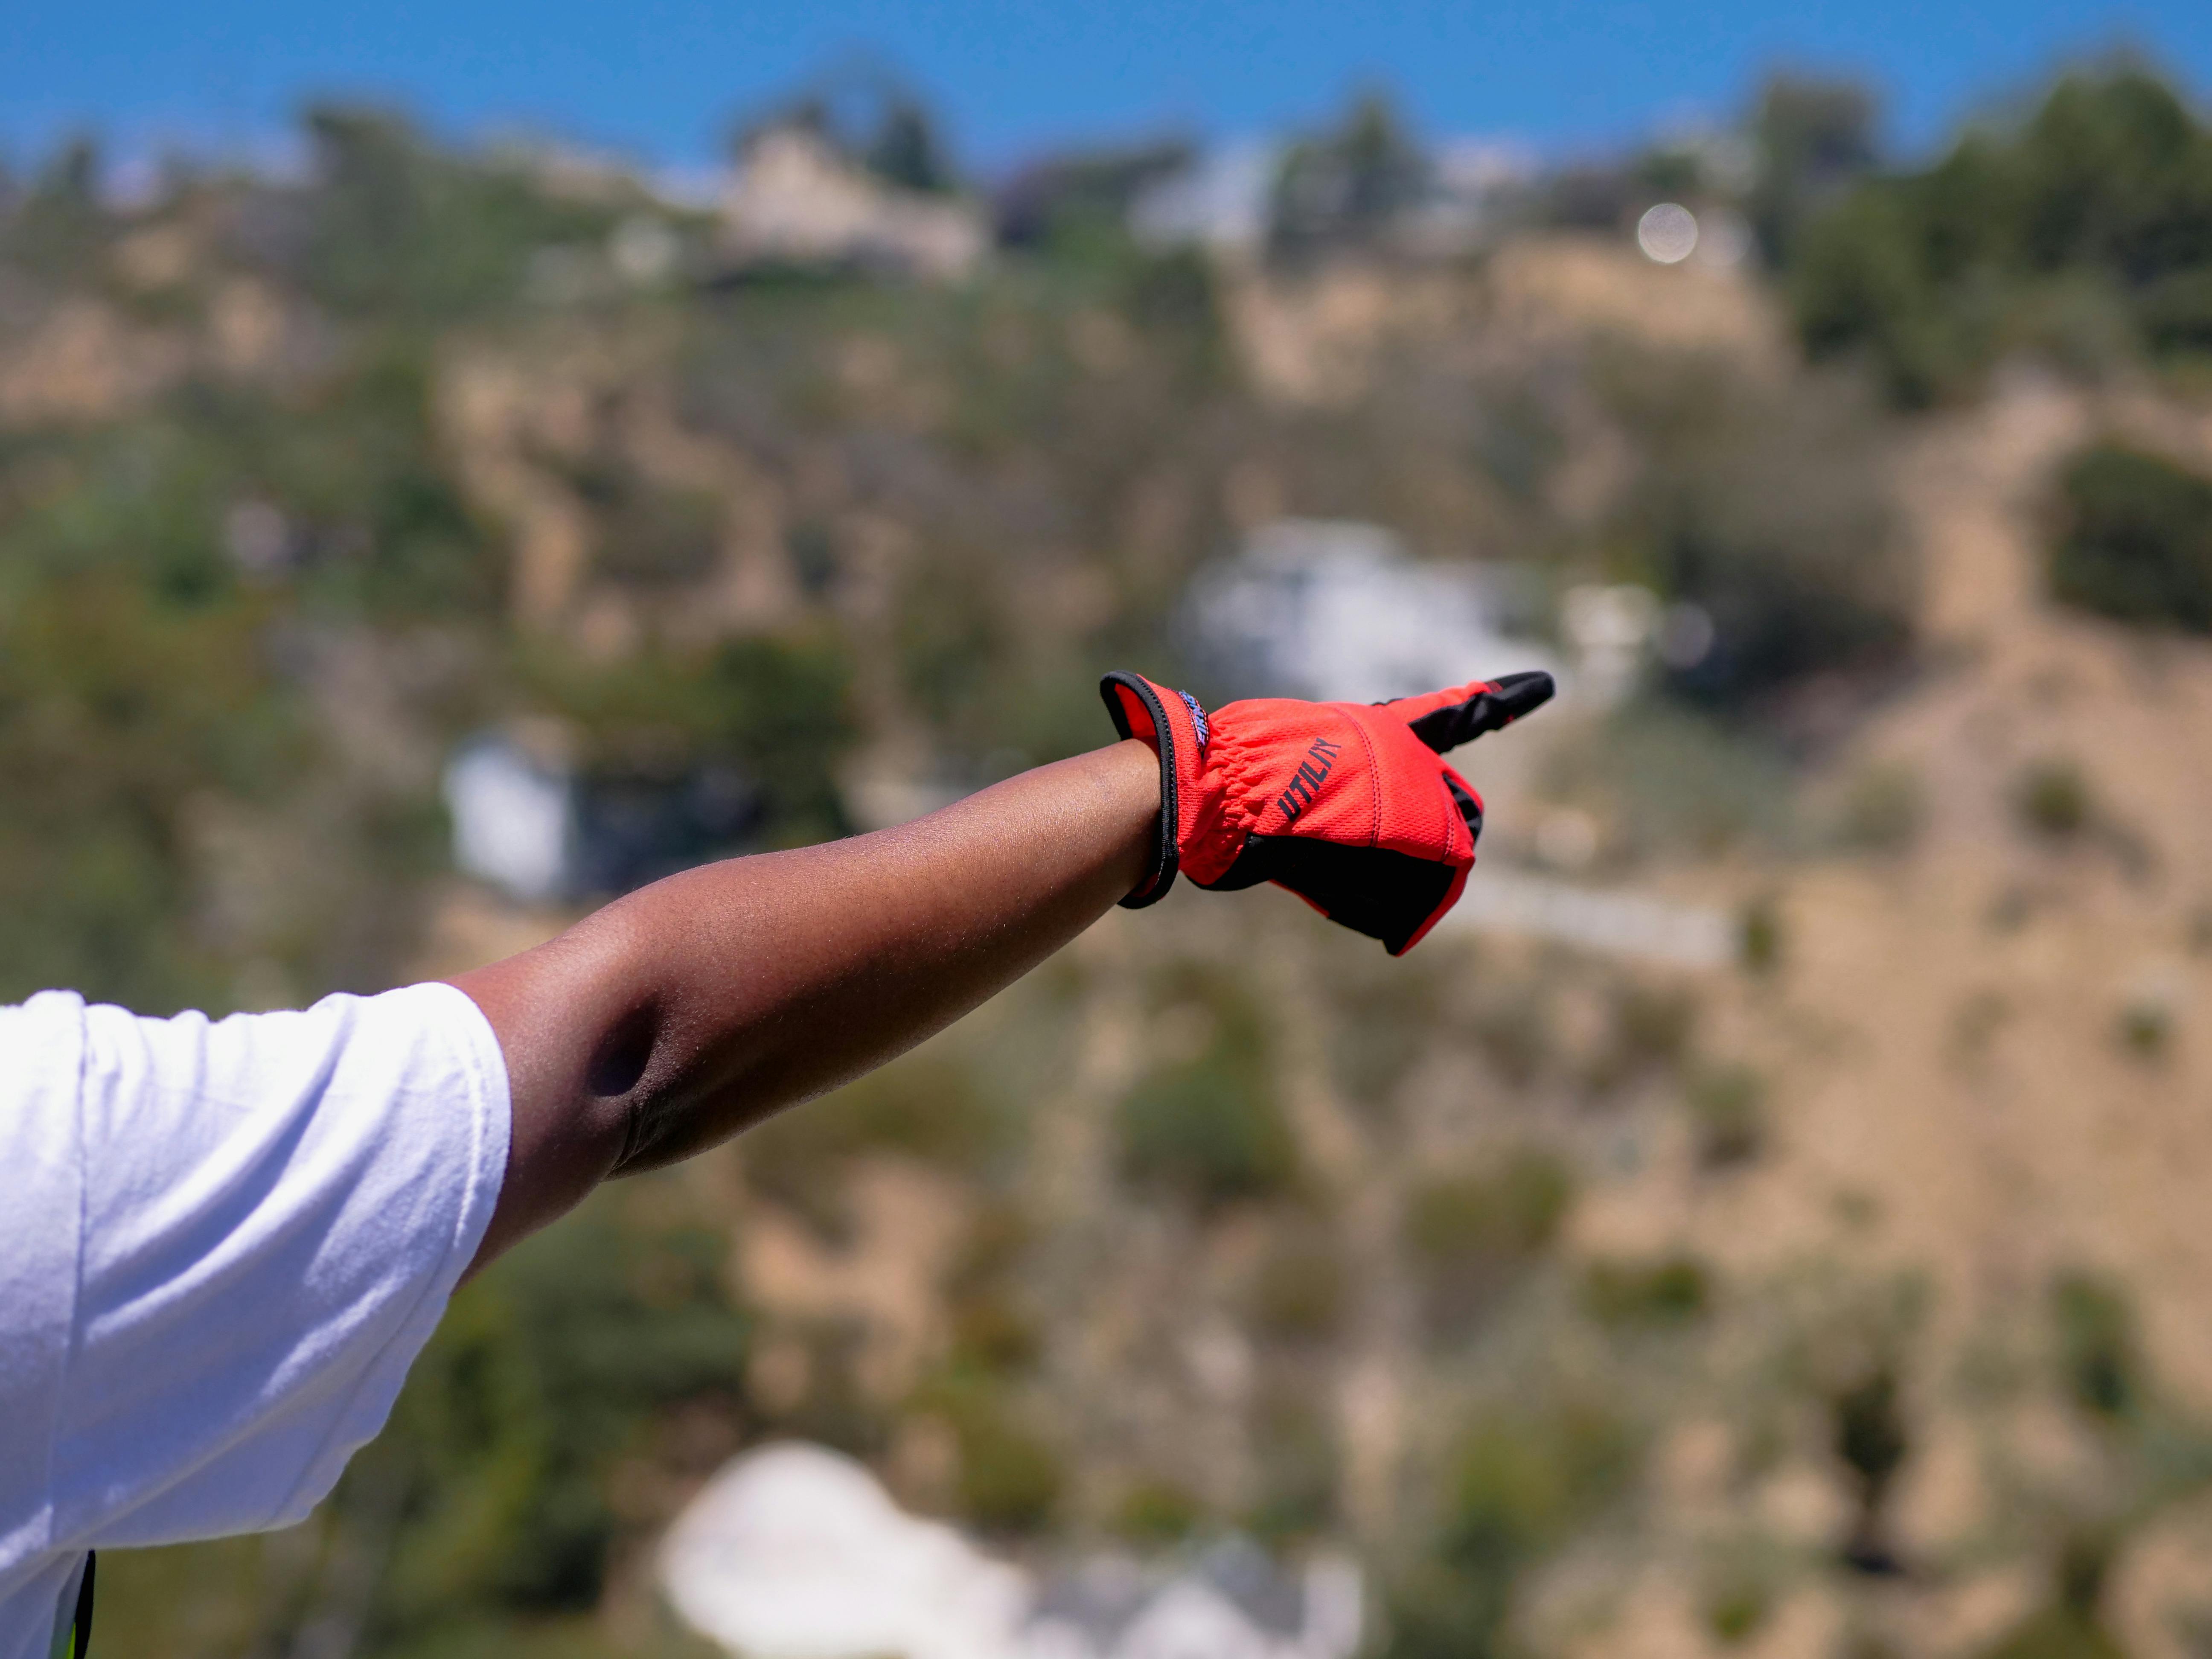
[4,0,2209,178]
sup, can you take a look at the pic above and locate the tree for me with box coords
[1269,91,1430,259]
[1787,66,2212,403]
[1749,74,1881,266]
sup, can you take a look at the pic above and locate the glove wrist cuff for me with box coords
[1098,671,1190,908]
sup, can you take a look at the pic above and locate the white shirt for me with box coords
[0,984,510,1658]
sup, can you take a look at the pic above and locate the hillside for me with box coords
[9,78,2212,1659]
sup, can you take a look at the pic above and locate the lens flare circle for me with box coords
[1637,202,1699,264]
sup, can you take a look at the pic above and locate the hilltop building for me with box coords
[718,125,987,281]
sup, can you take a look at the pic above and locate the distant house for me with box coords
[660,1442,1027,1659]
[660,1442,1028,1659]
[1127,142,1280,254]
[718,125,987,281]
[1128,135,1531,261]
[443,731,576,903]
[659,1443,1362,1659]
[443,726,760,903]
[1185,518,1557,705]
[1019,1539,1362,1659]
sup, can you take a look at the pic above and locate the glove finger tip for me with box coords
[1500,670,1557,716]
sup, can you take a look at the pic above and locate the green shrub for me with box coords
[1705,1568,1774,1645]
[949,1292,1043,1374]
[944,1204,1042,1375]
[917,1374,1065,1534]
[1688,1065,1767,1168]
[1545,702,1799,862]
[1581,1255,1711,1325]
[1407,1150,1573,1264]
[957,1416,1065,1534]
[1740,894,1785,975]
[1250,1224,1349,1342]
[2052,1271,2141,1423]
[1119,971,1294,1207]
[1832,1366,1910,1569]
[1981,1533,2126,1659]
[1382,1401,1635,1659]
[1747,73,1882,267]
[2116,993,2174,1062]
[2049,443,2212,632]
[1470,984,1556,1086]
[2014,757,2092,840]
[1979,1606,2127,1659]
[1115,1476,1203,1544]
[368,1185,749,1625]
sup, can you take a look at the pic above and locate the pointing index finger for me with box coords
[1391,670,1556,754]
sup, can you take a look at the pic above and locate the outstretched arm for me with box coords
[450,738,1160,1269]
[448,667,1552,1271]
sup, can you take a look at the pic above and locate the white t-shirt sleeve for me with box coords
[0,981,510,1654]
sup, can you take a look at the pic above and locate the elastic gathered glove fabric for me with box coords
[1100,669,1556,955]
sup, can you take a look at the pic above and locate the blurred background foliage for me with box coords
[1787,68,2212,405]
[10,40,2212,1659]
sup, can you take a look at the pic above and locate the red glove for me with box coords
[1101,669,1555,954]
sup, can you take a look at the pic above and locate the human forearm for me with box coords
[453,738,1158,1265]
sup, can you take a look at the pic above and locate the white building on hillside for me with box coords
[660,1443,1363,1659]
[443,730,575,903]
[1185,519,1557,706]
[719,126,987,281]
[1129,141,1279,254]
[659,1442,1027,1659]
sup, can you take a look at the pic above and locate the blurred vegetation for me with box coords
[519,632,858,854]
[1118,964,1295,1206]
[1581,1255,1713,1326]
[911,1368,1066,1535]
[1113,1476,1204,1545]
[1249,1216,1350,1344]
[2049,441,2212,633]
[1831,758,1928,854]
[15,47,2212,1659]
[298,106,634,323]
[1405,1147,1574,1335]
[2053,1271,2143,1425]
[741,1048,1000,1240]
[1269,92,1430,263]
[1787,68,2212,405]
[1747,75,1883,268]
[1248,1378,1344,1543]
[2014,756,2094,841]
[1601,350,1911,711]
[1383,1400,1637,1659]
[1686,1063,1767,1169]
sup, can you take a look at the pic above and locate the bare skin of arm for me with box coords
[448,738,1160,1271]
